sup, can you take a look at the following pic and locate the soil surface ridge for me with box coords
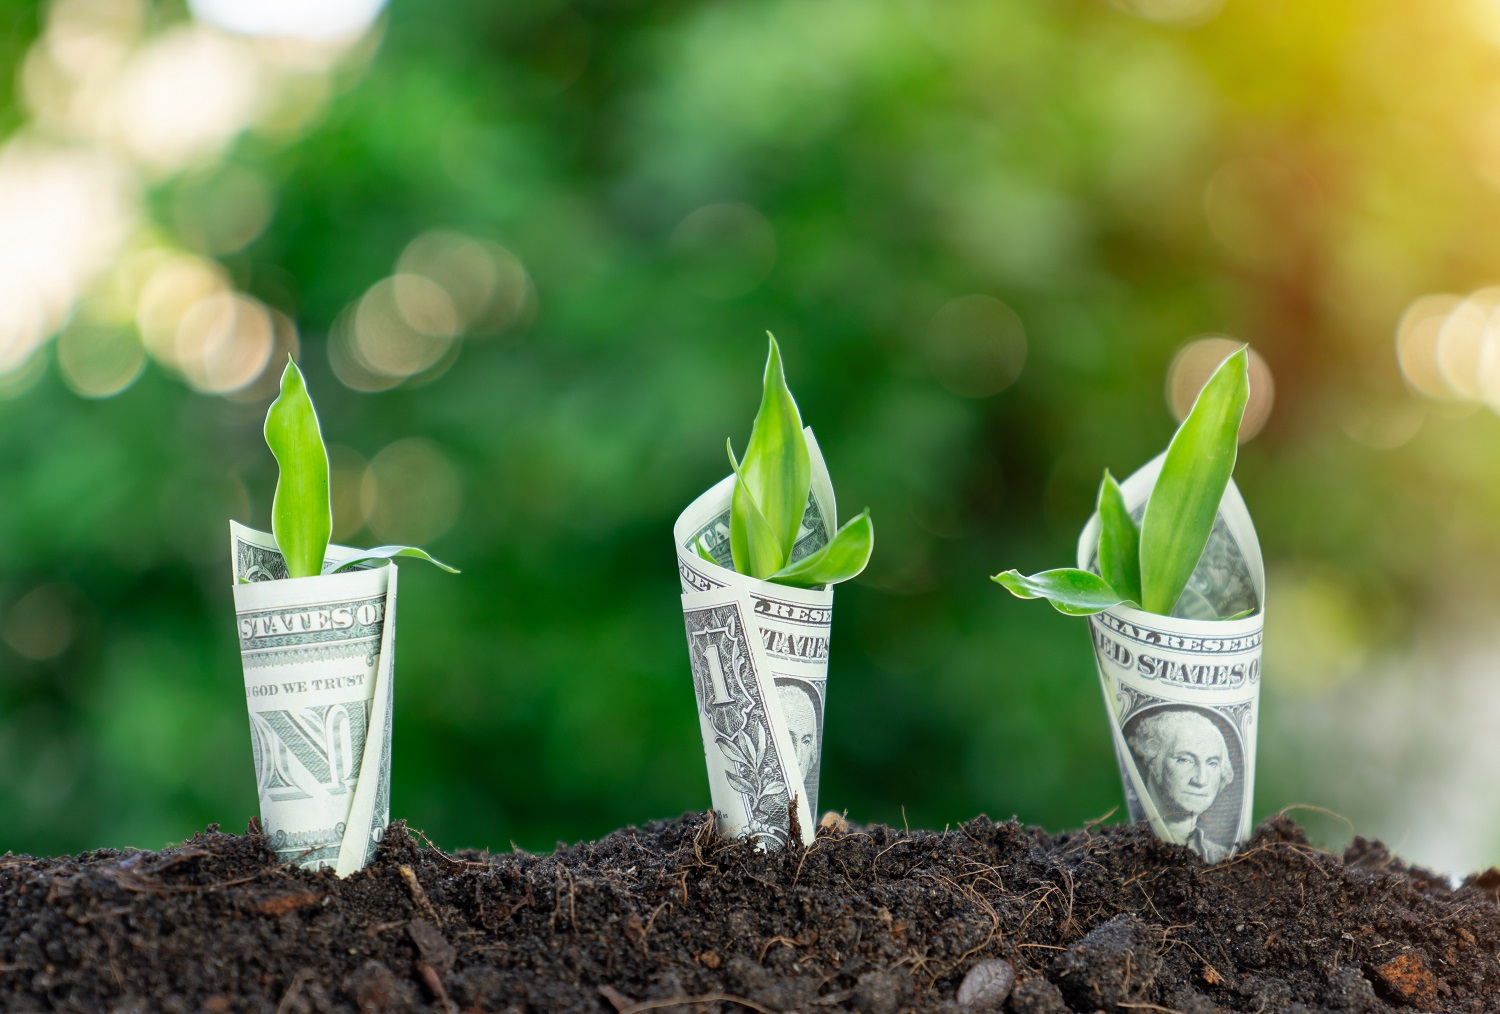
[2,813,1498,1013]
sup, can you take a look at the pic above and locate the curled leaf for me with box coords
[769,510,873,588]
[264,358,331,579]
[326,546,460,574]
[991,568,1129,616]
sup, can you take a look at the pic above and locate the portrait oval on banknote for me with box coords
[1122,704,1245,863]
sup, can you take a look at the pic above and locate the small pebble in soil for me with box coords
[955,958,1014,1009]
[854,969,903,1014]
[1048,913,1163,1009]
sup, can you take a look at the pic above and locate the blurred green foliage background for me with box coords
[4,0,1500,871]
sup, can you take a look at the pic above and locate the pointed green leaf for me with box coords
[694,537,718,566]
[1096,470,1141,607]
[769,510,873,588]
[327,546,460,574]
[1139,348,1249,615]
[728,442,787,579]
[737,334,811,569]
[264,358,331,579]
[991,568,1130,616]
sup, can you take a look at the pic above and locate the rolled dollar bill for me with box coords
[1077,454,1265,863]
[673,430,839,849]
[230,522,396,876]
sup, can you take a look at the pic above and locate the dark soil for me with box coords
[3,813,1498,1014]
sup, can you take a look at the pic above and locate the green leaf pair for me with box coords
[718,335,874,589]
[992,347,1251,619]
[263,358,458,579]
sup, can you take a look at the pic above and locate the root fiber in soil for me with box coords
[2,813,1498,1013]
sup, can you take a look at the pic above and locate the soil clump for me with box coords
[2,813,1497,1013]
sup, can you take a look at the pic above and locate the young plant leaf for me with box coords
[1095,470,1142,607]
[991,568,1130,616]
[694,537,718,566]
[326,546,460,574]
[769,510,874,588]
[728,441,787,579]
[1138,349,1249,615]
[736,334,811,568]
[264,358,331,579]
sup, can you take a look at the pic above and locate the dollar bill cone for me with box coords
[990,349,1264,861]
[1077,456,1265,862]
[229,359,456,876]
[674,336,871,849]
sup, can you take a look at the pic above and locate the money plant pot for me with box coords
[231,522,398,876]
[674,462,839,850]
[1078,454,1265,863]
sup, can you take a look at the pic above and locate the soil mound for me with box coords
[2,813,1497,1012]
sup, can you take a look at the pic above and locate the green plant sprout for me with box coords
[264,357,459,579]
[993,348,1251,618]
[701,334,873,589]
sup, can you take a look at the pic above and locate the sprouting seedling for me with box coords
[992,347,1251,618]
[263,357,459,578]
[701,334,873,589]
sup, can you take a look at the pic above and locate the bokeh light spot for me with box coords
[189,0,387,42]
[135,253,229,368]
[352,276,456,380]
[392,273,459,339]
[926,295,1027,398]
[56,324,147,398]
[360,438,462,547]
[174,291,274,394]
[671,202,777,300]
[3,584,77,661]
[1396,294,1465,401]
[1166,336,1274,441]
[1435,288,1500,402]
[396,230,534,335]
[114,26,261,172]
[328,305,401,393]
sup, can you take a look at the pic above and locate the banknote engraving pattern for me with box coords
[685,603,792,848]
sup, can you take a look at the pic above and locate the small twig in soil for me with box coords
[76,906,132,923]
[792,840,821,888]
[619,993,777,1013]
[1083,805,1120,832]
[1118,1005,1189,1013]
[274,969,314,1014]
[758,935,799,961]
[399,865,441,925]
[364,920,407,937]
[1276,803,1356,841]
[641,901,672,954]
[409,827,482,869]
[486,888,533,932]
[598,984,635,1011]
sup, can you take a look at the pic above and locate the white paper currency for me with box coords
[1077,454,1265,863]
[674,430,839,849]
[230,522,396,876]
